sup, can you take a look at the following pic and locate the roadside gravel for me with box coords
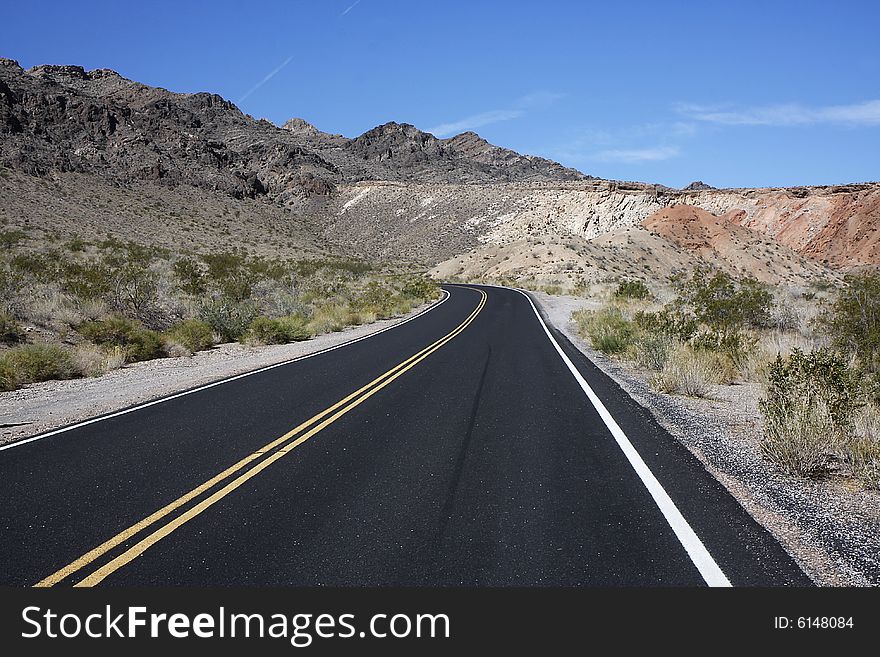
[534,290,880,587]
[0,301,437,447]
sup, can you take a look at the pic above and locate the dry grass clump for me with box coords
[573,307,631,355]
[649,345,722,398]
[761,394,844,477]
[850,404,880,489]
[0,344,79,387]
[73,343,126,377]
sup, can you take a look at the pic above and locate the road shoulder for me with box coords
[531,290,880,587]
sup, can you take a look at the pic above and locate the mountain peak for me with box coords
[282,117,321,136]
[683,180,715,191]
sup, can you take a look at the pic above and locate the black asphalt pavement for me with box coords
[0,285,811,586]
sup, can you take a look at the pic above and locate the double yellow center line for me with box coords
[36,287,487,587]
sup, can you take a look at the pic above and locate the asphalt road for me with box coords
[0,284,811,586]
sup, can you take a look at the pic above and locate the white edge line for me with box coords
[0,290,451,453]
[479,284,732,588]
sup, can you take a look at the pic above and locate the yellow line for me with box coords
[35,287,486,587]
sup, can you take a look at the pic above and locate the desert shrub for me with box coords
[541,284,564,296]
[649,345,721,397]
[10,252,59,283]
[59,260,113,300]
[634,307,698,342]
[823,271,880,373]
[0,263,24,314]
[0,229,27,250]
[849,404,880,488]
[0,358,17,391]
[574,307,636,355]
[0,312,25,345]
[614,279,650,300]
[308,303,352,334]
[198,296,258,341]
[78,316,164,362]
[66,237,87,252]
[737,346,772,384]
[401,275,440,301]
[172,257,207,296]
[632,333,675,371]
[759,349,860,476]
[678,269,772,335]
[770,304,802,332]
[164,319,215,353]
[202,252,257,301]
[294,258,372,278]
[2,344,78,384]
[247,314,311,345]
[73,343,126,377]
[106,259,158,318]
[692,329,758,369]
[355,281,396,316]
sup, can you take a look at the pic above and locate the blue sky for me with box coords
[2,0,879,188]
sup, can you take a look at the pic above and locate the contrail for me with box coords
[341,0,361,16]
[237,54,294,104]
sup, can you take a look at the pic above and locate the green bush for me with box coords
[574,307,636,355]
[614,279,651,300]
[78,316,164,362]
[634,307,697,342]
[2,344,78,384]
[248,314,311,344]
[759,349,861,476]
[59,260,113,300]
[0,312,25,345]
[198,297,258,341]
[0,358,17,391]
[678,269,771,335]
[164,319,215,352]
[632,333,675,371]
[308,303,352,334]
[173,257,207,296]
[201,252,258,301]
[692,329,758,369]
[401,275,440,301]
[0,229,27,250]
[823,271,880,373]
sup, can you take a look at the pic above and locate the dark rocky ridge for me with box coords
[683,180,715,191]
[0,59,589,208]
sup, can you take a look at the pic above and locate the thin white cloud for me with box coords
[543,121,691,166]
[677,100,880,126]
[237,55,294,104]
[341,0,362,16]
[428,92,563,137]
[514,91,566,109]
[429,109,525,137]
[592,146,680,163]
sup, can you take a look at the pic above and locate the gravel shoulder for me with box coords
[0,300,439,447]
[533,291,880,587]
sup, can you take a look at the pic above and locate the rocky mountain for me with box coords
[0,59,587,204]
[1,58,877,276]
[683,180,714,191]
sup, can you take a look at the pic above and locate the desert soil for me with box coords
[534,291,880,587]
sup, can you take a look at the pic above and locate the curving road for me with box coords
[0,285,810,586]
